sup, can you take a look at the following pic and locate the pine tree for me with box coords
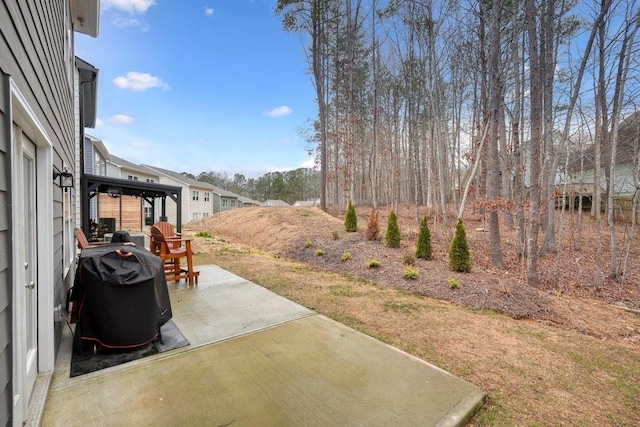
[365,208,381,241]
[449,218,471,272]
[385,210,401,248]
[415,216,432,260]
[344,200,358,232]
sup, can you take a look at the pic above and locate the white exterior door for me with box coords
[12,129,39,420]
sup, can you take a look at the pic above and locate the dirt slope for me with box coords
[186,206,640,347]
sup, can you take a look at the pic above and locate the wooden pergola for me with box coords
[80,174,182,236]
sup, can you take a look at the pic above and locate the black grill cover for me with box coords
[73,244,172,353]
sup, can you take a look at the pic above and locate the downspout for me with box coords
[78,70,97,233]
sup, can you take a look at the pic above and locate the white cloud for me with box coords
[264,105,293,118]
[109,114,135,124]
[102,0,156,14]
[204,7,214,16]
[95,118,104,127]
[113,72,170,92]
[112,16,142,28]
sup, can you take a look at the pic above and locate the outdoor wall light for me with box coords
[107,187,122,198]
[53,168,74,189]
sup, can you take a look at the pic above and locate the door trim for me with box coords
[9,78,54,422]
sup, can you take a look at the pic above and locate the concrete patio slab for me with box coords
[42,265,484,426]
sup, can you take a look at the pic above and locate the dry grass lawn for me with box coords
[187,207,640,426]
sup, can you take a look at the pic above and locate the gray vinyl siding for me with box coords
[84,138,95,174]
[1,1,78,422]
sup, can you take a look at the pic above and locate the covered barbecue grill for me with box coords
[72,243,172,354]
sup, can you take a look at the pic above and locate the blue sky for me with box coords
[76,0,316,179]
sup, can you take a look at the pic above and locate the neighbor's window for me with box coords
[231,200,236,207]
[192,190,199,201]
[146,178,154,183]
[204,192,210,202]
[222,198,228,207]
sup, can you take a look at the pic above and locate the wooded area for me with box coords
[271,0,640,286]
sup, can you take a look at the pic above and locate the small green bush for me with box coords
[316,248,325,256]
[304,239,312,249]
[344,200,358,232]
[447,277,460,289]
[385,210,401,248]
[448,218,471,273]
[415,216,432,260]
[403,253,416,266]
[366,259,380,268]
[403,266,418,280]
[195,231,212,238]
[342,251,352,261]
[332,230,340,240]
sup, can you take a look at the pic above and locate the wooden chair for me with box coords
[74,228,112,250]
[149,221,180,254]
[150,225,199,287]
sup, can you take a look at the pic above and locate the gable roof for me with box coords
[86,134,109,158]
[237,195,263,206]
[211,185,238,199]
[140,164,215,190]
[109,155,158,176]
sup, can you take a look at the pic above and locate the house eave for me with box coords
[76,57,98,128]
[71,0,100,37]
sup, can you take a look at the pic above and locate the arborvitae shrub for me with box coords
[448,218,471,273]
[415,216,433,260]
[344,200,358,232]
[385,210,401,248]
[365,208,381,241]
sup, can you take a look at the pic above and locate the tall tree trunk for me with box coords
[525,0,543,286]
[486,0,504,267]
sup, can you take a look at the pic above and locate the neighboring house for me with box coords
[263,199,291,207]
[237,195,263,208]
[566,112,640,203]
[0,1,99,424]
[211,186,239,213]
[83,134,109,176]
[103,154,162,230]
[81,134,108,224]
[141,165,216,225]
